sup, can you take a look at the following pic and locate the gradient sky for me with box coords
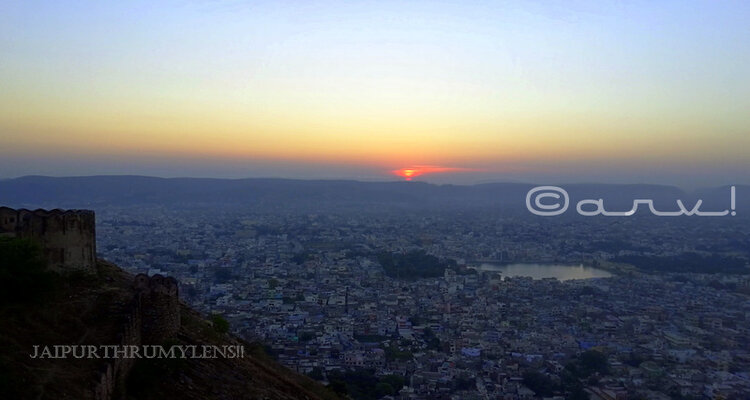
[1,0,749,186]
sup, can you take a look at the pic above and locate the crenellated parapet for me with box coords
[0,207,96,273]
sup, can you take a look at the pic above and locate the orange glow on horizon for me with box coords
[392,166,478,181]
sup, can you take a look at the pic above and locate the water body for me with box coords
[475,263,613,281]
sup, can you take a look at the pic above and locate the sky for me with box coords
[1,0,749,186]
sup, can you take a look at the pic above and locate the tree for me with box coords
[210,313,230,334]
[423,327,441,351]
[380,375,405,392]
[453,374,475,391]
[565,350,609,379]
[385,345,413,362]
[0,237,57,303]
[567,385,590,400]
[561,369,588,400]
[375,382,394,398]
[579,350,609,376]
[213,268,232,283]
[307,367,324,380]
[522,371,556,397]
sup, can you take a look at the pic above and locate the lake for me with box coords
[474,263,613,281]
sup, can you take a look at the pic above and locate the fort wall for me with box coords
[93,274,180,400]
[134,273,181,344]
[0,207,182,399]
[93,295,142,400]
[0,207,96,273]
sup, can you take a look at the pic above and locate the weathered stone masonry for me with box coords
[93,274,181,400]
[0,207,97,273]
[0,207,180,399]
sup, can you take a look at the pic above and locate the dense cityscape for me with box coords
[97,206,750,400]
[3,1,750,398]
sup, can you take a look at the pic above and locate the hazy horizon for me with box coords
[2,1,749,187]
[2,171,747,192]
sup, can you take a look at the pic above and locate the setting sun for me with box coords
[394,168,421,181]
[392,166,478,181]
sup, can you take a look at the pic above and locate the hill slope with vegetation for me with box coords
[0,237,339,400]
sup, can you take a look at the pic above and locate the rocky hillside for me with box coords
[0,240,339,400]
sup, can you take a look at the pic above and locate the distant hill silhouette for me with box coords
[0,175,746,215]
